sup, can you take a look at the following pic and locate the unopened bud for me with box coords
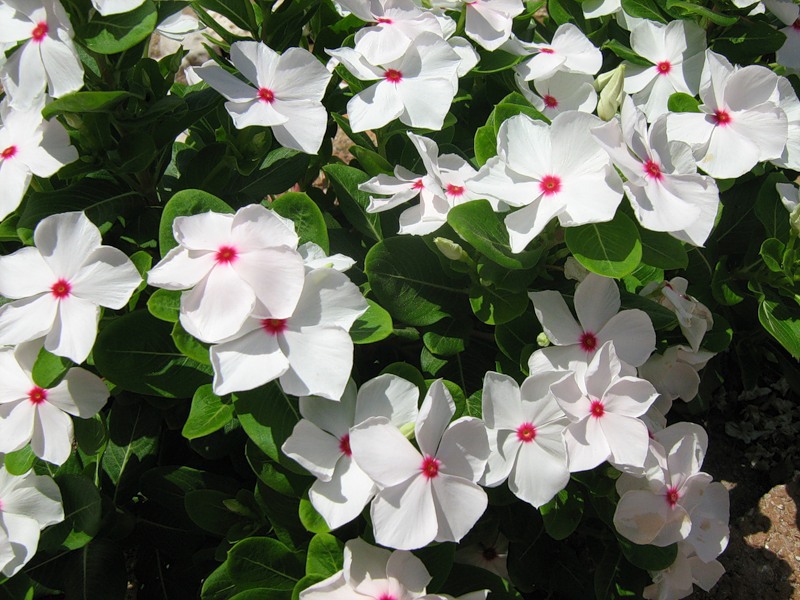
[790,205,800,236]
[596,64,626,121]
[434,237,469,262]
[537,332,550,347]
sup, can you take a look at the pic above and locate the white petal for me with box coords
[355,374,419,429]
[596,309,656,367]
[437,417,489,481]
[0,512,40,577]
[210,327,287,396]
[34,212,101,280]
[348,82,404,133]
[279,326,354,401]
[431,475,488,543]
[45,296,99,363]
[69,246,142,309]
[270,100,328,155]
[193,62,257,103]
[0,294,57,347]
[371,475,437,550]
[349,417,422,487]
[47,367,108,417]
[529,290,582,346]
[613,489,671,544]
[173,211,234,252]
[39,36,84,98]
[235,247,305,319]
[575,274,620,335]
[415,380,455,458]
[0,402,35,454]
[385,548,431,597]
[481,371,523,431]
[147,247,216,290]
[308,457,376,530]
[600,413,649,469]
[31,401,73,465]
[1,473,63,525]
[0,247,53,298]
[397,78,454,130]
[511,436,570,507]
[0,159,31,219]
[564,417,609,472]
[285,268,367,330]
[281,419,342,481]
[231,204,298,250]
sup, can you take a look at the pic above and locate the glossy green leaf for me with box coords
[226,537,303,590]
[80,0,158,54]
[182,385,235,440]
[351,299,393,344]
[323,164,383,242]
[147,288,181,323]
[565,213,642,278]
[271,192,330,253]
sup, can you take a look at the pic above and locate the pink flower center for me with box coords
[590,399,605,418]
[261,318,288,335]
[376,17,393,24]
[338,433,352,457]
[656,60,671,75]
[28,387,47,405]
[711,109,731,126]
[420,455,441,479]
[31,21,48,42]
[516,422,537,443]
[543,94,558,108]
[446,183,465,197]
[0,499,4,511]
[665,486,680,507]
[215,245,238,264]
[579,331,597,352]
[50,278,71,299]
[643,159,663,181]
[793,18,800,31]
[412,178,425,190]
[257,88,275,103]
[378,595,397,600]
[384,69,403,83]
[540,47,554,54]
[482,546,498,560]
[0,145,17,160]
[539,174,561,196]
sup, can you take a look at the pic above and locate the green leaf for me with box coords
[602,40,651,66]
[185,489,239,536]
[565,213,642,278]
[31,347,72,389]
[80,0,158,54]
[711,260,744,307]
[182,385,235,440]
[540,485,585,540]
[74,414,107,457]
[322,164,383,242]
[667,92,701,113]
[755,172,791,243]
[172,321,211,365]
[159,189,234,257]
[4,446,35,476]
[448,200,543,269]
[292,575,327,600]
[39,475,102,551]
[618,539,678,571]
[712,20,785,62]
[298,499,330,534]
[365,236,468,326]
[63,540,127,599]
[620,0,666,21]
[246,441,310,497]
[201,563,239,600]
[665,0,737,25]
[758,297,800,359]
[305,533,343,578]
[226,537,303,590]
[471,49,524,73]
[351,299,393,344]
[474,124,497,167]
[271,192,330,253]
[41,92,132,118]
[349,145,394,176]
[93,310,213,398]
[594,544,621,600]
[639,229,688,269]
[147,288,182,323]
[422,319,469,357]
[469,284,529,325]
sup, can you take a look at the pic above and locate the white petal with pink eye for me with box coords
[279,326,355,400]
[68,247,142,309]
[281,418,342,481]
[271,100,328,155]
[0,247,53,298]
[298,572,354,600]
[193,62,257,103]
[234,246,305,320]
[180,265,256,343]
[415,380,455,458]
[0,401,35,454]
[34,212,101,280]
[516,50,566,81]
[210,326,288,395]
[529,290,583,346]
[0,295,58,347]
[505,199,565,253]
[30,400,73,465]
[437,417,489,481]
[511,436,570,507]
[46,296,99,364]
[172,211,235,251]
[371,474,437,550]
[596,310,656,367]
[342,536,392,589]
[46,367,108,418]
[308,456,376,530]
[146,247,217,290]
[563,417,610,472]
[284,268,367,330]
[354,374,419,429]
[347,80,405,132]
[350,417,422,487]
[231,204,298,250]
[614,489,675,544]
[481,371,524,431]
[276,47,333,102]
[300,381,357,439]
[432,475,488,543]
[696,117,762,179]
[574,274,620,335]
[0,350,34,403]
[0,159,31,220]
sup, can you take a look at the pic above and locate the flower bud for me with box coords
[596,64,626,121]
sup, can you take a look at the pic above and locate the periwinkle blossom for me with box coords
[453,531,510,580]
[0,342,108,465]
[480,372,570,508]
[643,541,725,600]
[468,111,623,253]
[327,32,461,132]
[510,23,603,82]
[193,41,332,154]
[550,341,659,472]
[771,77,800,171]
[777,182,800,234]
[147,204,305,344]
[0,465,63,577]
[282,375,419,529]
[514,71,597,119]
[0,212,142,363]
[591,97,720,246]
[90,0,145,16]
[528,273,656,373]
[0,104,78,221]
[667,50,788,179]
[640,278,713,353]
[350,380,489,550]
[638,345,715,403]
[362,132,481,235]
[209,267,367,400]
[623,19,706,121]
[442,0,525,51]
[0,0,84,108]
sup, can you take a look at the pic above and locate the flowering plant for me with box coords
[0,0,796,598]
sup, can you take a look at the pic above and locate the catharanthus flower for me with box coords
[155,10,203,41]
[510,23,602,82]
[623,19,706,121]
[468,111,623,253]
[0,104,78,221]
[147,204,305,344]
[638,345,715,403]
[209,267,367,399]
[0,212,142,363]
[771,0,800,71]
[282,375,419,529]
[667,50,787,179]
[327,32,461,132]
[0,0,84,108]
[591,97,720,246]
[480,371,570,508]
[550,341,659,472]
[193,41,332,154]
[350,380,489,549]
[0,465,63,577]
[90,0,145,16]
[640,277,713,352]
[458,0,525,51]
[771,76,800,171]
[0,342,109,465]
[643,541,725,600]
[528,273,656,372]
[514,71,597,119]
[454,531,510,580]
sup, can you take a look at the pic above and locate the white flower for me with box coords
[0,212,142,363]
[147,204,306,344]
[362,132,480,235]
[461,0,524,51]
[209,267,367,400]
[0,465,63,577]
[0,342,108,465]
[454,531,509,580]
[638,345,715,403]
[550,341,658,472]
[350,380,489,549]
[468,111,623,253]
[643,541,725,600]
[667,50,787,178]
[528,273,656,372]
[481,372,570,508]
[771,76,800,170]
[0,104,78,221]
[0,0,84,109]
[282,375,419,529]
[582,0,620,18]
[90,0,145,16]
[514,70,597,119]
[298,241,356,272]
[591,97,720,246]
[777,182,800,225]
[327,32,461,132]
[155,10,203,41]
[512,23,602,81]
[641,278,713,353]
[775,7,800,71]
[623,19,706,121]
[193,41,332,154]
